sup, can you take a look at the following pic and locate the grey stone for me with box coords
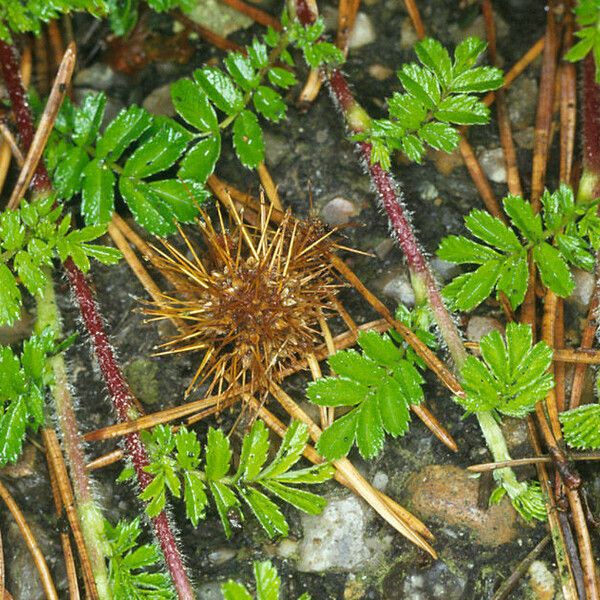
[381,271,415,306]
[567,269,596,313]
[297,495,371,572]
[477,147,507,184]
[508,77,539,129]
[431,257,461,282]
[467,316,504,342]
[528,560,556,600]
[321,196,360,225]
[143,83,175,116]
[349,13,376,49]
[74,63,122,90]
[179,0,252,36]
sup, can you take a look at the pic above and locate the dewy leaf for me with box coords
[415,37,452,87]
[194,67,244,115]
[225,52,259,92]
[451,260,501,311]
[254,560,280,600]
[450,66,504,92]
[178,136,221,184]
[81,159,116,226]
[315,410,358,460]
[327,350,385,385]
[453,36,488,75]
[232,110,265,168]
[53,145,89,199]
[170,79,218,132]
[376,377,411,437]
[356,394,385,459]
[560,404,600,449]
[236,420,270,482]
[307,377,369,406]
[464,210,521,252]
[72,92,106,147]
[437,235,501,264]
[222,581,253,600]
[533,242,575,297]
[146,180,201,223]
[0,263,21,326]
[0,396,27,466]
[123,125,189,178]
[357,330,403,366]
[397,63,441,109]
[436,94,490,125]
[252,86,286,122]
[503,195,543,242]
[183,471,208,526]
[96,105,153,161]
[205,427,231,480]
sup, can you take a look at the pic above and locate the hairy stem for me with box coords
[36,275,111,599]
[0,39,195,600]
[579,53,600,201]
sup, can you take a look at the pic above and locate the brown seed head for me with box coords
[144,202,340,397]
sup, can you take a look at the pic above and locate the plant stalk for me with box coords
[0,39,195,600]
[36,274,111,599]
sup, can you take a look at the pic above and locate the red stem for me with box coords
[583,53,600,178]
[0,39,195,600]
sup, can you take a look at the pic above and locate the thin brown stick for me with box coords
[219,0,282,30]
[469,453,600,472]
[0,123,23,166]
[7,42,76,209]
[482,0,522,197]
[42,429,98,600]
[45,438,82,600]
[0,479,59,600]
[47,21,66,70]
[297,68,322,106]
[554,299,566,413]
[402,0,425,39]
[337,0,360,53]
[257,162,283,211]
[492,535,551,600]
[171,11,244,52]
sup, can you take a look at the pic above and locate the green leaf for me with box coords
[261,480,327,515]
[464,210,521,252]
[560,404,600,449]
[73,93,106,147]
[96,105,153,161]
[0,396,27,466]
[53,145,89,199]
[81,159,115,226]
[555,234,595,271]
[415,37,452,87]
[205,427,231,480]
[454,36,487,74]
[315,410,357,460]
[327,350,385,385]
[225,52,259,91]
[401,134,425,163]
[119,178,177,236]
[170,79,218,132]
[0,263,21,326]
[437,235,500,264]
[503,195,543,242]
[236,420,270,482]
[267,67,297,89]
[397,63,441,109]
[222,581,253,600]
[356,330,403,367]
[232,110,265,168]
[239,486,288,538]
[376,377,411,437]
[194,67,243,115]
[14,250,46,295]
[451,66,504,93]
[258,421,308,480]
[356,394,384,459]
[435,94,490,125]
[209,480,239,538]
[146,180,200,223]
[418,121,460,152]
[497,255,528,309]
[533,242,574,297]
[123,125,189,178]
[253,86,286,122]
[177,136,221,184]
[255,560,280,600]
[450,260,501,311]
[183,471,208,526]
[307,377,369,406]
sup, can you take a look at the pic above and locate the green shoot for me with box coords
[438,184,600,311]
[457,322,554,418]
[560,404,600,449]
[457,323,551,522]
[105,517,175,599]
[107,0,195,36]
[0,327,59,466]
[565,0,600,81]
[119,420,333,539]
[355,36,503,167]
[222,560,310,600]
[307,329,425,460]
[0,195,121,326]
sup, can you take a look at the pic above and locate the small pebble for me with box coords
[419,181,439,202]
[368,64,393,80]
[567,268,596,313]
[400,17,419,49]
[208,548,236,565]
[374,238,395,260]
[381,271,415,306]
[372,471,389,492]
[321,197,360,225]
[143,83,175,116]
[431,258,461,282]
[467,316,504,342]
[477,147,507,184]
[528,560,556,600]
[349,13,376,49]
